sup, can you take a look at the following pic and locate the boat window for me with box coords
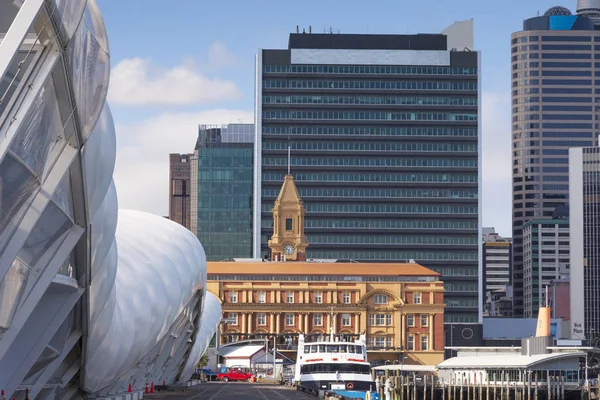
[347,345,355,353]
[319,345,326,352]
[311,345,318,353]
[300,363,371,374]
[327,345,339,352]
[339,345,347,353]
[304,346,310,354]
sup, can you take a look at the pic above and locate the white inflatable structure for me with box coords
[0,1,221,398]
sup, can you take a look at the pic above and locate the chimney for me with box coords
[296,25,299,33]
[309,25,312,34]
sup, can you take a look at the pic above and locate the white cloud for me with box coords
[206,41,237,70]
[481,91,512,237]
[107,57,242,106]
[113,109,253,216]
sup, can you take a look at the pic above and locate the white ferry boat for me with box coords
[294,329,373,393]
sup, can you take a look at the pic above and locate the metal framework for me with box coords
[0,1,221,398]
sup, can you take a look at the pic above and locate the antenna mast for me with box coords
[287,145,291,175]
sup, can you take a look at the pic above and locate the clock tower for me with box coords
[268,174,309,261]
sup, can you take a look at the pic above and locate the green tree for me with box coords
[196,352,209,369]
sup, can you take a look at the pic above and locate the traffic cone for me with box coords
[1,389,5,400]
[145,381,149,394]
[150,382,155,393]
[127,383,132,393]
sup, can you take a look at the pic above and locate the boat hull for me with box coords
[299,378,374,392]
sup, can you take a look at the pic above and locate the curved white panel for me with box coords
[82,103,117,219]
[85,210,207,392]
[179,291,222,382]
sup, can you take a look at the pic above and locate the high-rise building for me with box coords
[569,146,600,340]
[191,124,254,260]
[510,5,599,316]
[168,153,191,229]
[254,21,482,324]
[522,217,570,318]
[482,228,512,316]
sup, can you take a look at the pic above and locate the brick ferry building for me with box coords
[207,174,446,366]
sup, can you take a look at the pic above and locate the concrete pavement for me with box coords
[144,382,316,399]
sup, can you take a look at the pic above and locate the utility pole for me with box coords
[273,336,277,378]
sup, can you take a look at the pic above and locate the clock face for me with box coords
[283,244,295,256]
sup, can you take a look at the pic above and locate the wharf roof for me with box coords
[207,261,440,278]
[437,352,586,369]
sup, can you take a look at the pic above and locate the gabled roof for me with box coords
[219,345,264,359]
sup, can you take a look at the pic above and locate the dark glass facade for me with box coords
[510,13,598,317]
[257,32,480,323]
[195,124,254,261]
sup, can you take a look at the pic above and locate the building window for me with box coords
[368,337,374,347]
[407,335,415,351]
[387,337,393,348]
[421,335,429,351]
[257,313,266,326]
[421,314,428,327]
[315,292,323,303]
[286,218,293,230]
[414,293,422,304]
[407,314,415,327]
[342,313,351,326]
[343,292,351,304]
[285,313,294,326]
[314,313,323,326]
[386,314,392,325]
[374,294,388,304]
[286,292,294,303]
[229,291,238,303]
[375,314,386,325]
[258,291,266,303]
[228,312,238,325]
[375,337,385,347]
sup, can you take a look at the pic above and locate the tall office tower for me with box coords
[255,21,482,324]
[482,228,513,316]
[168,153,191,229]
[522,215,570,318]
[191,124,254,261]
[510,6,598,317]
[569,146,600,340]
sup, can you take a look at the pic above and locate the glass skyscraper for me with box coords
[254,22,482,324]
[511,5,599,317]
[191,124,254,261]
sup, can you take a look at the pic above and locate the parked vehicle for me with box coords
[217,367,255,382]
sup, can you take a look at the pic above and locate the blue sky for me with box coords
[97,0,574,237]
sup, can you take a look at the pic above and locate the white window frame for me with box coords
[314,313,323,326]
[375,314,386,326]
[407,335,415,351]
[342,292,351,304]
[229,312,238,325]
[285,313,294,326]
[315,292,323,304]
[258,291,266,303]
[386,337,393,348]
[342,313,351,326]
[375,337,385,347]
[407,314,415,327]
[421,314,428,327]
[386,314,392,326]
[414,292,422,304]
[421,335,428,351]
[286,292,294,303]
[257,313,266,326]
[374,294,388,304]
[229,291,238,303]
